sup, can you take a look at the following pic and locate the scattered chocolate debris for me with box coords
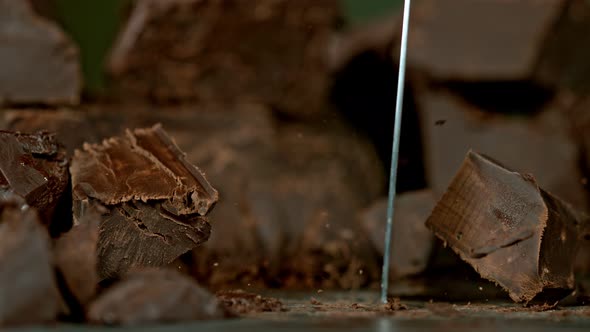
[216,290,283,315]
[383,298,408,311]
[71,124,218,280]
[87,269,227,325]
[0,197,61,326]
[0,0,80,105]
[426,151,588,303]
[0,130,70,234]
[310,297,322,306]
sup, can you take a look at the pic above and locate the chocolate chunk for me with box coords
[409,0,563,80]
[0,130,70,233]
[0,197,61,326]
[360,190,436,280]
[1,109,98,155]
[54,206,101,309]
[87,269,227,325]
[417,90,588,211]
[216,290,283,315]
[535,0,590,93]
[71,125,217,279]
[0,0,80,105]
[567,95,590,274]
[426,151,587,303]
[109,0,339,116]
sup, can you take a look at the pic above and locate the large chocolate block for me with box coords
[409,0,563,80]
[410,0,590,92]
[109,0,340,116]
[426,151,588,303]
[417,90,588,211]
[0,0,80,105]
[71,125,218,279]
[360,190,436,280]
[0,197,61,326]
[87,269,227,325]
[536,0,590,94]
[0,130,70,232]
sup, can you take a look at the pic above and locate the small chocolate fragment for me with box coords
[109,0,340,116]
[0,131,70,232]
[0,0,80,105]
[54,206,101,309]
[0,197,61,326]
[216,290,283,315]
[71,124,217,279]
[426,151,587,303]
[87,269,226,325]
[360,190,436,279]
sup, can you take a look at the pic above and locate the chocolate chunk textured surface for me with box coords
[426,151,587,303]
[71,124,217,279]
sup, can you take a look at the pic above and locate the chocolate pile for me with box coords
[3,0,590,326]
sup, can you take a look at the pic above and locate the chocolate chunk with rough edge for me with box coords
[426,151,587,303]
[417,90,588,211]
[360,190,436,280]
[0,197,62,326]
[0,0,80,105]
[216,290,283,315]
[87,269,227,325]
[71,125,217,279]
[0,131,70,233]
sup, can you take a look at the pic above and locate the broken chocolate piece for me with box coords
[360,190,436,279]
[0,197,61,326]
[109,0,340,116]
[87,269,226,325]
[0,130,70,232]
[54,206,101,309]
[97,201,210,280]
[216,290,283,315]
[417,90,588,211]
[0,0,80,105]
[426,151,587,303]
[71,124,217,279]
